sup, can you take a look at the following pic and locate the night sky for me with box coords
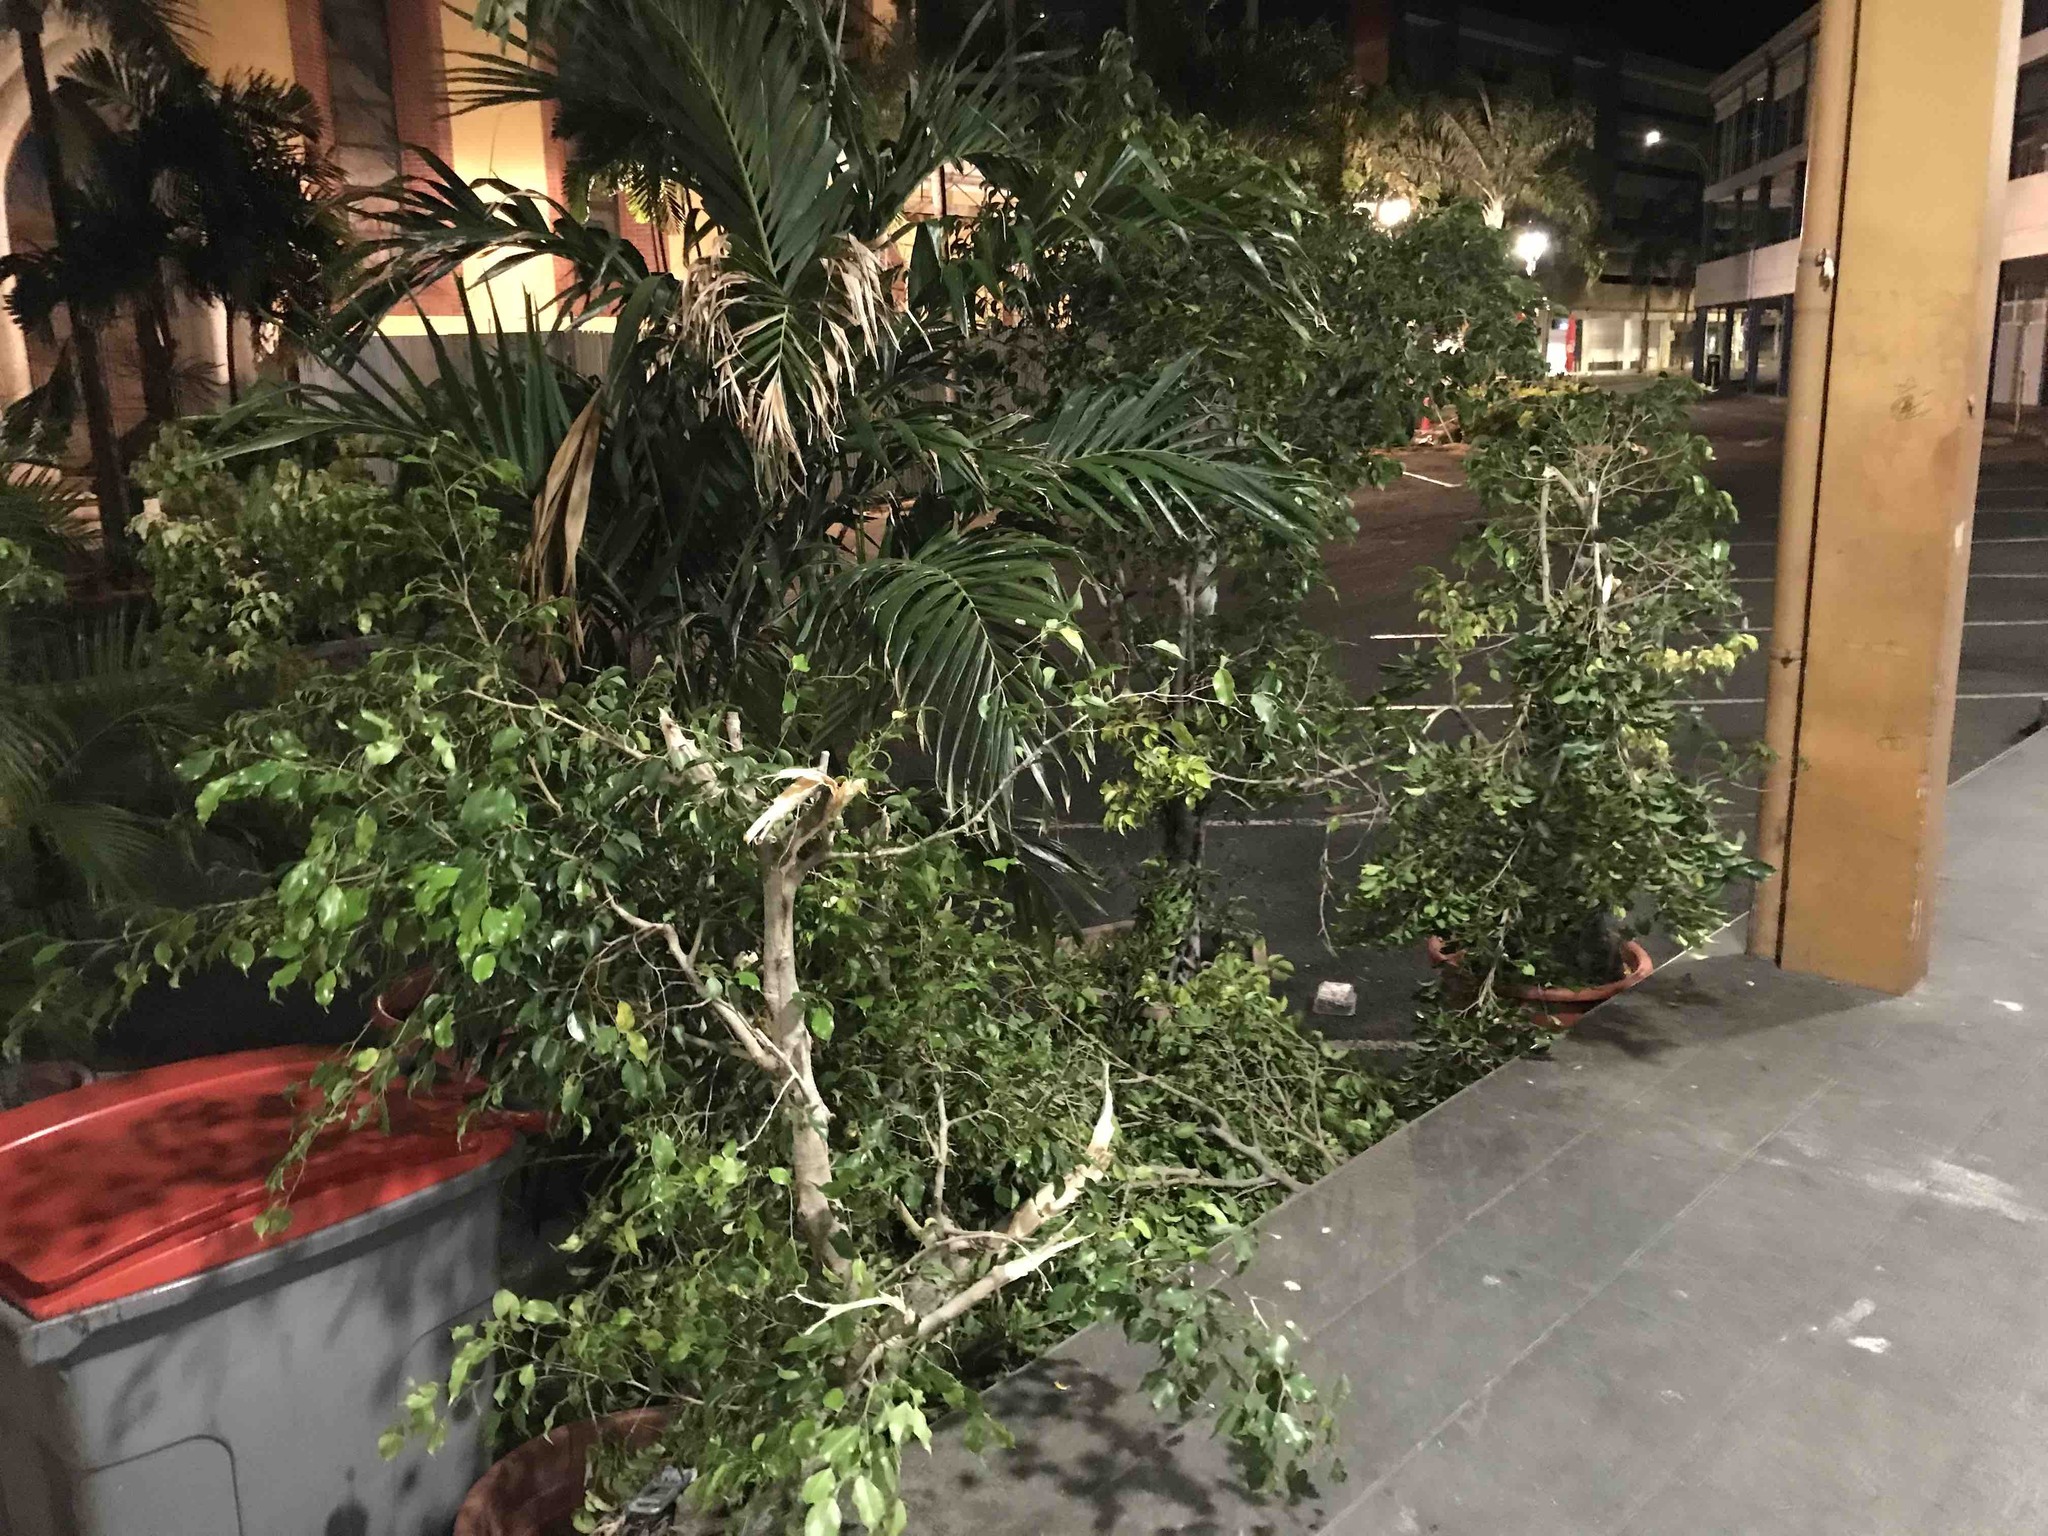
[1240,0,1819,72]
[1476,0,1815,69]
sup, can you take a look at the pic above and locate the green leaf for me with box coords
[1211,666,1236,706]
[315,884,348,930]
[459,784,519,831]
[801,1467,838,1506]
[470,951,498,983]
[850,1474,886,1527]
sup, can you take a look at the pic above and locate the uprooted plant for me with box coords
[962,41,1540,916]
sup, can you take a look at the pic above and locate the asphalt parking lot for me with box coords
[1059,393,2048,1046]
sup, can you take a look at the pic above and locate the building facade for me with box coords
[1693,0,2048,398]
[0,0,598,426]
[1355,0,1716,377]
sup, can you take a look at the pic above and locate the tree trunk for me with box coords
[132,275,179,425]
[1244,0,1258,36]
[1160,796,1208,868]
[12,2,132,568]
[760,853,848,1283]
[223,299,241,403]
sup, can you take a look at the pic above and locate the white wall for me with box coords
[1695,238,1801,308]
[2005,173,2048,262]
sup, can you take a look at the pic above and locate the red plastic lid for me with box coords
[0,1047,516,1319]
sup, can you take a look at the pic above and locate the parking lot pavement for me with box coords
[1086,395,2048,1046]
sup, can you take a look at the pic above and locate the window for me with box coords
[323,0,401,190]
[1769,45,1808,157]
[1712,88,1744,178]
[2015,58,2048,179]
[1705,196,1738,260]
[1739,71,1768,168]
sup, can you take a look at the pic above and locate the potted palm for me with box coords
[1348,379,1769,1023]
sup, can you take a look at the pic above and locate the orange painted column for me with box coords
[1749,0,2021,991]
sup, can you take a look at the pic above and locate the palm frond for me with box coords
[824,528,1074,807]
[332,156,658,343]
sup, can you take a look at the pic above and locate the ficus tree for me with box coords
[1348,380,1769,993]
[965,43,1542,912]
[20,440,1393,1533]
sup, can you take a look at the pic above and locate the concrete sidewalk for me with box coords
[913,728,2048,1535]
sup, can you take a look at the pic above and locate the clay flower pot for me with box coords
[1425,936,1655,1028]
[370,966,437,1033]
[368,967,550,1133]
[456,1409,670,1536]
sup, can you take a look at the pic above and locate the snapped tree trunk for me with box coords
[760,851,848,1283]
[12,0,132,567]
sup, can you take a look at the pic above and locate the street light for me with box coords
[1643,127,1713,175]
[1512,227,1551,275]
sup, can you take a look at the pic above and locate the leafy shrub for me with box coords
[28,450,1400,1531]
[136,429,508,674]
[1348,380,1768,989]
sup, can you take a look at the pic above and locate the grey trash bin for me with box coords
[0,1046,520,1536]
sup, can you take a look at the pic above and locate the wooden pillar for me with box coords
[1748,0,2020,992]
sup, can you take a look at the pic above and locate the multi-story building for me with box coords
[1694,0,2048,399]
[0,0,913,428]
[1354,0,1716,377]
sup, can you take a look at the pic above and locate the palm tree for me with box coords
[5,49,342,419]
[218,0,1322,813]
[3,0,184,562]
[1351,82,1594,235]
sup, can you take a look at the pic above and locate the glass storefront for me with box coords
[1695,300,1792,393]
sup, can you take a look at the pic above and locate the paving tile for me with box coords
[1605,1151,1917,1345]
[1320,1285,1766,1536]
[908,1332,1324,1536]
[1245,1091,1590,1331]
[1615,1354,1972,1536]
[1298,1223,1597,1490]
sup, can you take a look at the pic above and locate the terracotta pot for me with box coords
[370,966,438,1034]
[1424,936,1655,1028]
[456,1409,670,1536]
[369,968,550,1134]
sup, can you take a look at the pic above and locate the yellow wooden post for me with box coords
[1750,0,2021,991]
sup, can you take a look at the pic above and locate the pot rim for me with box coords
[1424,936,1655,1002]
